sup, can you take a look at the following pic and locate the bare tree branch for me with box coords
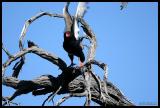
[2,96,20,106]
[79,18,97,62]
[55,94,71,106]
[19,12,63,51]
[79,18,107,106]
[12,12,64,79]
[2,46,67,77]
[55,91,87,106]
[42,85,62,106]
[2,43,14,58]
[12,58,24,78]
[48,86,62,102]
[2,73,134,106]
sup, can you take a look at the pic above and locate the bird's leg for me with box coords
[68,54,76,67]
[80,62,84,67]
[79,58,84,67]
[69,61,76,67]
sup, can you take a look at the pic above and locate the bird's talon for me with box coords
[69,63,76,67]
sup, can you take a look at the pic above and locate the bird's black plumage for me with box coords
[63,2,85,67]
[63,31,85,67]
[27,40,38,48]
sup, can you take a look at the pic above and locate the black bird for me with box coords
[63,31,85,67]
[63,2,85,67]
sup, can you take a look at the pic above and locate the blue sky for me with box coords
[2,2,158,106]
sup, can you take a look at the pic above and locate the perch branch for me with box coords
[2,74,134,106]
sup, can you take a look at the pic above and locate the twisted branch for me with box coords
[2,73,134,106]
[2,46,67,77]
[19,12,63,51]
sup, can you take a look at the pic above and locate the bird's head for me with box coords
[65,31,71,38]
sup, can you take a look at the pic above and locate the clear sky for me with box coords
[2,2,158,106]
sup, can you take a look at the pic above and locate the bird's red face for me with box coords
[65,31,71,38]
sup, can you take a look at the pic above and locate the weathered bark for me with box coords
[2,72,133,106]
[2,57,134,106]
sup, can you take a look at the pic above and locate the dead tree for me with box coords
[2,3,134,106]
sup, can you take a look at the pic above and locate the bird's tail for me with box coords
[74,2,89,40]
